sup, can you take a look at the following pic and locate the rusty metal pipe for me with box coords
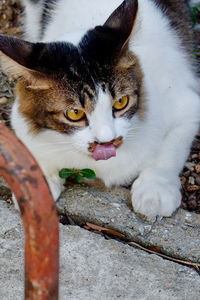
[0,124,59,300]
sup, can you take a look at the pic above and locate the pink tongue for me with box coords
[92,144,116,161]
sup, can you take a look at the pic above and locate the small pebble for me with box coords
[182,170,190,177]
[187,199,197,211]
[180,176,187,184]
[186,185,200,192]
[0,97,8,105]
[188,176,195,185]
[195,175,200,185]
[195,164,200,173]
[185,162,195,171]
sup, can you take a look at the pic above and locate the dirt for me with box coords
[0,0,22,36]
[0,0,199,213]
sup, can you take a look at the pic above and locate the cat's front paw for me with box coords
[131,170,181,219]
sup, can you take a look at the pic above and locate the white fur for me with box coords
[42,0,123,43]
[21,0,44,41]
[12,0,200,218]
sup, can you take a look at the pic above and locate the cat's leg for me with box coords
[12,173,65,211]
[12,194,20,210]
[33,157,65,200]
[131,89,200,218]
[46,174,65,200]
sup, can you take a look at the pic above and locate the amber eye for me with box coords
[65,109,86,121]
[113,96,129,111]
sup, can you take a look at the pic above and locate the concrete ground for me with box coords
[0,196,200,300]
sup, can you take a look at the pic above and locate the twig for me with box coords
[128,241,200,270]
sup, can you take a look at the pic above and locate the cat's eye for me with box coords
[113,96,129,111]
[65,109,86,121]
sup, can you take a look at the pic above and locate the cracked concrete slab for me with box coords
[0,200,200,300]
[57,182,200,263]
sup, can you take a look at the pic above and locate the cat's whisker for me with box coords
[37,141,76,146]
[35,143,80,151]
[125,136,138,142]
[126,131,140,138]
[125,131,142,141]
[126,130,141,136]
[43,144,79,150]
[37,138,86,146]
[40,148,79,155]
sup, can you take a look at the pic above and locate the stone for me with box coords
[0,97,8,105]
[0,200,200,300]
[57,182,200,263]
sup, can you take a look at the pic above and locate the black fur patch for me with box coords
[28,0,60,39]
[29,0,41,3]
[40,0,59,39]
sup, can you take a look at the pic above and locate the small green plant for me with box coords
[191,5,200,26]
[59,168,96,183]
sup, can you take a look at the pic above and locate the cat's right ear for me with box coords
[80,0,138,64]
[0,34,51,88]
[103,0,138,51]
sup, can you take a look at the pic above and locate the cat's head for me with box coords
[0,0,145,161]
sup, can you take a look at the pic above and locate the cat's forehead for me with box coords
[25,29,143,111]
[47,46,140,92]
[33,29,130,85]
[36,42,94,84]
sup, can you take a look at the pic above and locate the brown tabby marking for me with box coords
[115,52,145,119]
[16,78,87,134]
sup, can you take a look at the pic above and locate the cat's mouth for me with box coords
[88,136,123,161]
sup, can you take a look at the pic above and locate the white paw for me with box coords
[131,169,181,219]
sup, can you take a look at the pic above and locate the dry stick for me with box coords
[85,222,200,271]
[0,124,59,300]
[128,241,200,270]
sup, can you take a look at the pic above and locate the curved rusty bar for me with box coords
[0,124,59,300]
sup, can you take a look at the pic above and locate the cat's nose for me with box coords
[95,125,116,143]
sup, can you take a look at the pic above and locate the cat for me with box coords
[0,0,199,219]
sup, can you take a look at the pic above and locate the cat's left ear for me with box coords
[103,0,138,51]
[0,34,53,88]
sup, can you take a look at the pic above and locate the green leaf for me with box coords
[75,175,85,183]
[191,6,200,26]
[59,168,75,179]
[80,168,96,179]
